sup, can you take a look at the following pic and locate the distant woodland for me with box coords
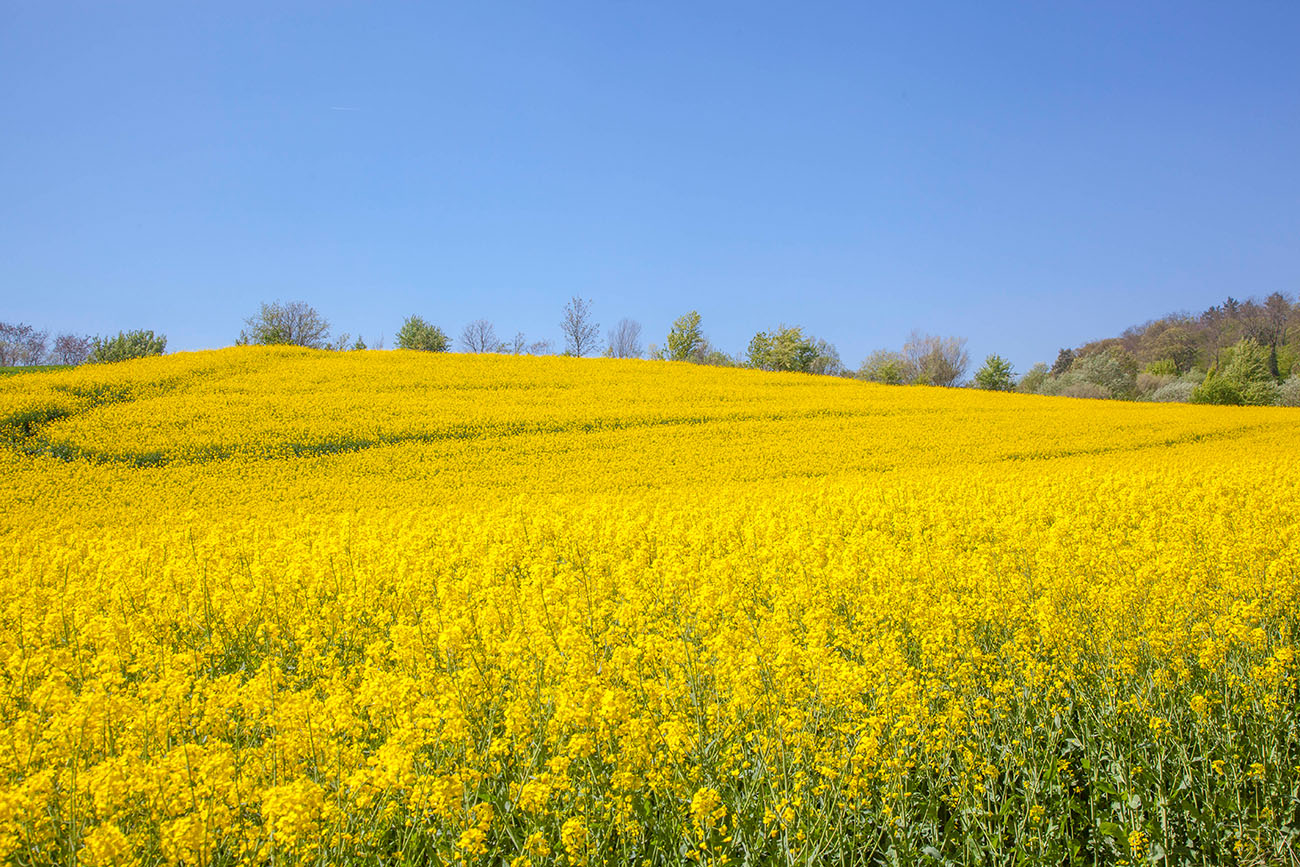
[1006,292,1299,406]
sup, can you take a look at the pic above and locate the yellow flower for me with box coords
[690,787,727,831]
[561,817,588,866]
[81,823,136,867]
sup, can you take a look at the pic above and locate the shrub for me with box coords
[395,316,450,352]
[973,354,1016,391]
[89,330,167,363]
[1136,372,1175,399]
[1016,363,1050,394]
[1192,374,1243,406]
[1059,382,1111,400]
[1150,380,1198,403]
[1072,348,1138,400]
[1274,376,1300,407]
[857,350,910,385]
[747,326,819,373]
[1242,379,1280,406]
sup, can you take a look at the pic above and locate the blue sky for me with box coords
[2,1,1297,372]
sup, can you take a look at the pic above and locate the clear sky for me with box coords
[2,1,1297,373]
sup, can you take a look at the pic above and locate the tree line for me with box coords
[6,292,1298,406]
[0,323,166,367]
[1007,292,1300,406]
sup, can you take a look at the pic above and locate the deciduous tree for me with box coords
[973,354,1016,391]
[239,301,331,348]
[902,332,969,387]
[606,319,643,359]
[561,297,600,357]
[460,319,501,353]
[395,315,450,352]
[0,322,49,366]
[52,333,93,365]
[665,311,705,362]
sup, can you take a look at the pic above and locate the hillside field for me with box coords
[1,347,1297,866]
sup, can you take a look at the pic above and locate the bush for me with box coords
[89,330,167,364]
[1059,382,1111,400]
[1016,363,1050,394]
[857,350,910,385]
[701,350,739,367]
[1193,339,1280,405]
[747,326,819,373]
[1220,338,1271,387]
[1242,379,1280,406]
[1136,372,1175,399]
[1192,375,1243,406]
[1072,348,1138,400]
[1150,380,1198,403]
[395,316,450,352]
[973,354,1015,391]
[1277,377,1300,407]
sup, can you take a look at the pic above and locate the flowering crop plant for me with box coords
[1,346,1297,865]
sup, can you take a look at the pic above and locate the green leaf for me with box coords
[1097,820,1125,841]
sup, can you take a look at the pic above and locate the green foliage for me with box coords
[1070,347,1139,400]
[238,300,332,348]
[665,311,705,362]
[857,350,910,385]
[701,349,738,367]
[806,339,846,376]
[1148,325,1200,373]
[1242,379,1280,405]
[746,326,819,373]
[1059,381,1112,399]
[973,354,1015,391]
[1016,362,1050,394]
[1136,372,1175,399]
[1221,337,1271,385]
[1144,358,1177,376]
[1277,344,1298,378]
[1193,338,1279,405]
[89,330,167,364]
[1051,348,1076,376]
[1192,371,1244,406]
[395,315,450,352]
[1150,380,1198,402]
[1276,376,1300,407]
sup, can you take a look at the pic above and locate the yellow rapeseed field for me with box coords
[1,347,1297,865]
